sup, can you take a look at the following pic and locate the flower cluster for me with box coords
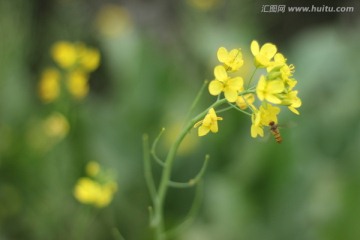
[194,41,302,140]
[38,41,100,103]
[73,161,117,208]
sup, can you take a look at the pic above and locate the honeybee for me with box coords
[269,121,282,143]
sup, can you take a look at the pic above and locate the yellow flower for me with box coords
[251,40,277,68]
[236,93,255,110]
[259,103,280,126]
[51,41,100,72]
[86,161,100,177]
[208,65,244,102]
[51,41,77,69]
[80,47,100,72]
[194,108,223,137]
[43,112,69,139]
[249,103,281,139]
[67,71,89,99]
[73,177,117,208]
[38,68,60,103]
[282,90,302,115]
[217,47,244,72]
[95,4,132,38]
[256,76,284,104]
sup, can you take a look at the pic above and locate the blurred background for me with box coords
[1,0,360,239]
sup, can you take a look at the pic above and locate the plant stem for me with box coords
[152,98,226,240]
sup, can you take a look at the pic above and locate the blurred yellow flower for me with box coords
[74,177,117,208]
[51,41,100,72]
[80,47,100,72]
[38,68,60,103]
[194,108,223,137]
[66,71,89,99]
[86,161,100,177]
[43,112,69,140]
[51,41,77,69]
[95,4,132,38]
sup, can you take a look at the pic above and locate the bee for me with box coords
[269,121,282,143]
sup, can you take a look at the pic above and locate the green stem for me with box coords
[246,67,258,89]
[152,98,227,240]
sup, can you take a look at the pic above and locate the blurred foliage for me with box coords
[0,0,360,239]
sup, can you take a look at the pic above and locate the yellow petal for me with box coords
[251,125,264,138]
[224,89,238,102]
[260,43,277,59]
[274,53,285,63]
[250,40,259,56]
[288,106,300,115]
[217,47,228,63]
[208,80,223,96]
[198,126,210,136]
[210,121,218,133]
[214,65,227,81]
[266,95,282,104]
[268,80,284,93]
[256,76,267,101]
[208,108,217,118]
[227,77,243,91]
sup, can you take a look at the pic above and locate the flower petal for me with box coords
[209,80,223,96]
[250,40,259,56]
[217,47,228,63]
[198,125,210,136]
[210,120,219,133]
[227,77,243,91]
[266,95,282,104]
[288,106,300,115]
[268,80,284,93]
[224,89,238,102]
[214,65,227,81]
[261,43,277,59]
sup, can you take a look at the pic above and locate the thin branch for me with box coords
[184,80,209,123]
[142,134,157,201]
[227,102,252,116]
[151,128,166,167]
[168,155,209,188]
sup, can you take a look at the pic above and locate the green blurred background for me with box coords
[1,0,360,239]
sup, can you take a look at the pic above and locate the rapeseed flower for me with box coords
[74,161,117,208]
[51,41,100,72]
[38,68,60,103]
[256,76,284,104]
[66,71,89,99]
[217,47,244,72]
[74,178,117,208]
[194,108,223,136]
[209,65,244,102]
[251,40,277,68]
